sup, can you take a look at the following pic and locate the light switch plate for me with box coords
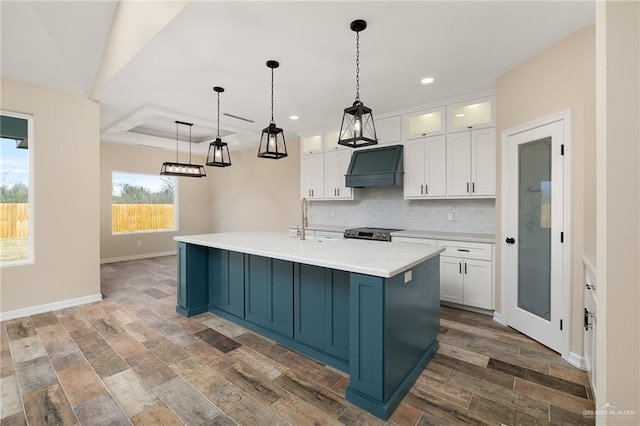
[404,270,412,283]
[447,212,454,221]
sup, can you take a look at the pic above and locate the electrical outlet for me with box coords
[137,241,142,246]
[331,210,336,217]
[447,212,454,221]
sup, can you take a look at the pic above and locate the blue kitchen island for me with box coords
[173,232,443,420]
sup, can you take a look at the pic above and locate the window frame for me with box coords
[0,110,35,267]
[111,171,179,235]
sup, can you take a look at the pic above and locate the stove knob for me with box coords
[376,233,381,238]
[382,233,387,238]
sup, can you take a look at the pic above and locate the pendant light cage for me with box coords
[338,19,378,148]
[160,121,207,178]
[258,60,288,159]
[206,86,232,167]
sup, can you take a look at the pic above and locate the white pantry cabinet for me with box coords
[324,149,353,200]
[300,153,325,199]
[447,128,496,197]
[403,135,447,198]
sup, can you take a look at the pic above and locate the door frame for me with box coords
[500,109,572,359]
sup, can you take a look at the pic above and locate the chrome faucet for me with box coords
[300,197,308,240]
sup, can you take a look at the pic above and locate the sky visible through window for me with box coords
[112,172,167,197]
[0,137,28,186]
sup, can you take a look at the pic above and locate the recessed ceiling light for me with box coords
[456,113,465,118]
[289,115,299,120]
[420,77,435,85]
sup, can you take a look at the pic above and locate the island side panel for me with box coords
[209,249,244,318]
[176,242,209,317]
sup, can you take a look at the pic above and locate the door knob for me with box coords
[505,237,515,244]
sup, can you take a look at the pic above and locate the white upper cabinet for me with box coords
[375,115,402,145]
[324,129,346,151]
[325,149,353,200]
[447,96,495,132]
[447,128,496,197]
[300,153,325,199]
[300,133,323,155]
[404,135,446,199]
[402,106,445,140]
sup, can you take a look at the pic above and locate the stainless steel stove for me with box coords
[343,227,403,242]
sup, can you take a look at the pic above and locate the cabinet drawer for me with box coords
[392,236,437,245]
[315,231,344,240]
[436,240,492,261]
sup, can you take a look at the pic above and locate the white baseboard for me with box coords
[100,250,176,264]
[567,351,587,370]
[0,293,103,321]
[493,311,507,325]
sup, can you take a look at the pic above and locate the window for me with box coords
[112,172,177,234]
[0,112,33,265]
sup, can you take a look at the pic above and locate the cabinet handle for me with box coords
[466,182,470,193]
[420,184,424,194]
[457,249,470,252]
[459,262,462,274]
[425,184,428,194]
[464,262,467,274]
[472,182,475,193]
[337,188,340,196]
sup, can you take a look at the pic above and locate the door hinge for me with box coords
[560,232,564,243]
[561,144,564,155]
[560,319,563,331]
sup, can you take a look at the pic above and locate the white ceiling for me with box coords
[1,1,595,156]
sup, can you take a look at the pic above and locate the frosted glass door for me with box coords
[518,137,551,320]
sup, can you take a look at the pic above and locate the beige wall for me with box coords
[595,0,640,417]
[100,142,213,261]
[209,139,300,232]
[495,26,596,356]
[0,78,101,313]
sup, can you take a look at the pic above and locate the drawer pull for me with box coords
[457,249,470,252]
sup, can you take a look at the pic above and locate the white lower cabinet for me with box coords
[440,256,464,304]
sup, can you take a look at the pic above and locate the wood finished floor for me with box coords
[0,256,595,425]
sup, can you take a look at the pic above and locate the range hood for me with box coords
[345,144,404,188]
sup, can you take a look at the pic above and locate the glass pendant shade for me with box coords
[337,19,378,149]
[258,60,288,159]
[206,86,232,167]
[160,121,206,178]
[338,101,377,148]
[258,123,287,159]
[206,138,231,167]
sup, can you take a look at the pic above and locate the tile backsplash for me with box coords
[309,186,495,234]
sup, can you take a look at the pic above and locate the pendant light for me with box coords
[257,60,288,159]
[160,121,207,178]
[337,19,378,148]
[206,86,232,167]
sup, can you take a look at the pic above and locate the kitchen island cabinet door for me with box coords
[209,249,245,318]
[245,255,294,338]
[176,242,209,317]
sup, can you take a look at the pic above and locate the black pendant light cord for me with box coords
[355,30,360,103]
[188,125,193,164]
[270,66,275,124]
[175,123,179,163]
[217,90,221,138]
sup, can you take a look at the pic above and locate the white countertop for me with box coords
[390,230,495,244]
[288,224,349,233]
[174,232,444,278]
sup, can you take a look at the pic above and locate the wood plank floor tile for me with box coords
[0,412,27,425]
[125,351,178,388]
[57,363,106,406]
[87,351,129,379]
[227,345,287,380]
[513,378,594,415]
[273,370,347,417]
[440,318,501,340]
[0,375,23,419]
[44,341,86,371]
[37,323,72,347]
[22,384,77,425]
[104,332,147,359]
[195,328,242,353]
[90,316,125,338]
[121,319,163,343]
[14,355,58,394]
[448,328,521,354]
[165,356,228,397]
[103,368,159,417]
[468,344,550,375]
[421,360,451,383]
[549,404,595,426]
[433,353,515,389]
[218,362,286,407]
[389,402,423,426]
[0,349,14,378]
[4,319,36,341]
[338,405,387,425]
[143,336,190,364]
[488,358,587,398]
[0,324,9,350]
[144,288,170,299]
[209,384,288,426]
[412,374,473,409]
[331,376,350,396]
[270,392,343,426]
[203,316,250,338]
[549,363,591,387]
[437,332,469,349]
[445,371,550,421]
[58,312,93,334]
[73,393,129,426]
[438,342,491,367]
[29,312,59,329]
[406,388,501,426]
[130,402,183,426]
[270,345,343,389]
[9,336,46,363]
[498,333,559,357]
[153,376,222,425]
[183,341,234,372]
[468,394,518,425]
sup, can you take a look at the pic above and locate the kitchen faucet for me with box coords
[300,197,308,240]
